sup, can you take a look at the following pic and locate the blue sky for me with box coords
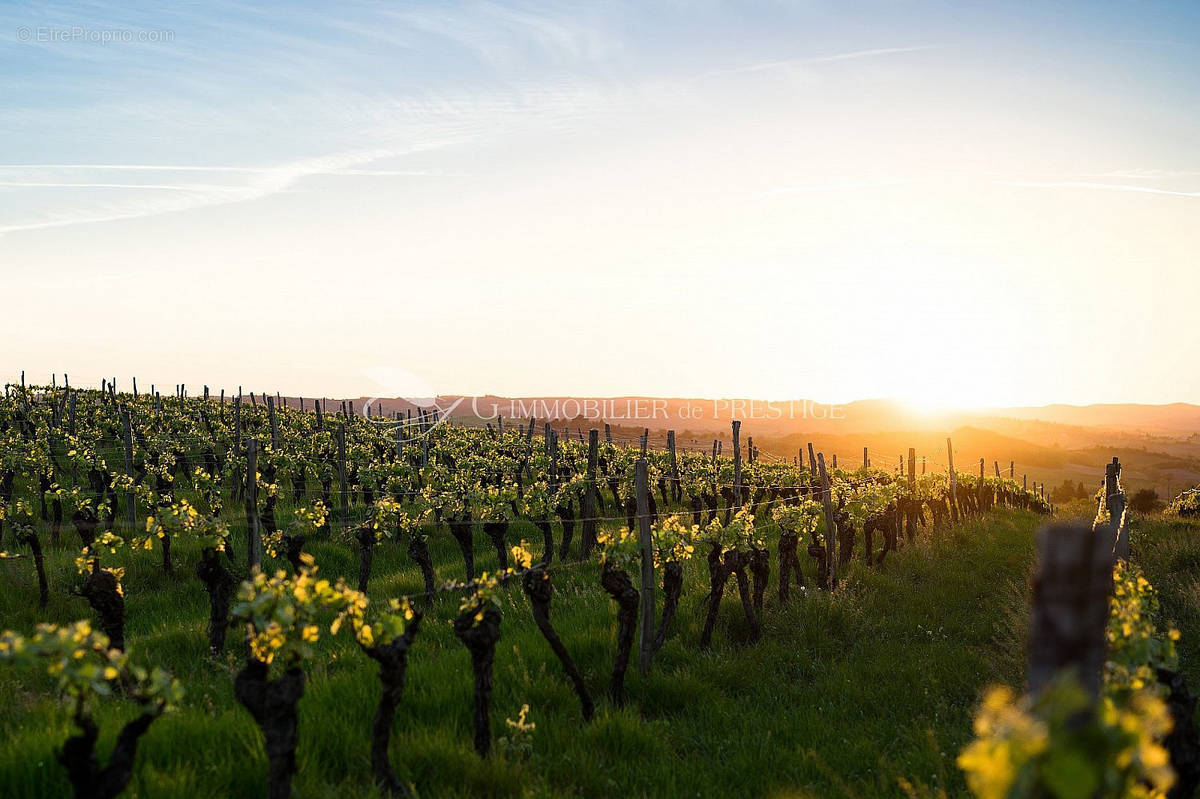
[2,1,1199,405]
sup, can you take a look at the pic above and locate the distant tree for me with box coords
[1050,479,1083,504]
[1129,488,1164,515]
[1076,481,1088,499]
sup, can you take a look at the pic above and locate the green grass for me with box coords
[1130,514,1200,692]
[0,510,1042,798]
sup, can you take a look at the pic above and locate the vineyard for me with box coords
[0,377,1160,798]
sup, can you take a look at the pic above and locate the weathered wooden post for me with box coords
[582,429,599,558]
[337,423,348,527]
[947,437,958,523]
[732,421,742,509]
[667,430,679,501]
[1028,521,1113,697]
[121,408,135,531]
[817,453,838,590]
[863,446,868,470]
[245,439,262,571]
[635,459,655,675]
[267,395,278,449]
[1107,458,1129,560]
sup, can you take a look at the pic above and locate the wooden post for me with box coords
[922,456,926,475]
[1107,458,1129,560]
[994,461,1000,478]
[337,424,348,527]
[667,430,679,500]
[863,447,868,470]
[245,439,262,571]
[816,453,837,590]
[121,409,135,531]
[267,395,278,449]
[1010,461,1014,479]
[807,442,817,478]
[946,437,958,523]
[550,431,559,487]
[1024,474,1028,492]
[640,428,648,455]
[636,458,655,675]
[731,421,742,508]
[907,448,916,492]
[1028,521,1113,697]
[605,423,612,444]
[582,429,599,558]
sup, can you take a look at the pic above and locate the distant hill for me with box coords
[290,393,1200,498]
[982,403,1200,435]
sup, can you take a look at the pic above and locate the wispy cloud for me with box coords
[0,181,241,191]
[0,146,415,235]
[0,72,629,236]
[1081,169,1200,180]
[998,180,1200,199]
[707,45,943,77]
[0,164,266,172]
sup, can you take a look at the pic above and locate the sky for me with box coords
[1,1,1199,408]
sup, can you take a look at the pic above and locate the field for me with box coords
[0,384,1057,798]
[0,506,1042,798]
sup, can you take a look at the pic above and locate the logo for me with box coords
[360,367,465,440]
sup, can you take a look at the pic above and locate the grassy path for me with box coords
[0,510,1041,798]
